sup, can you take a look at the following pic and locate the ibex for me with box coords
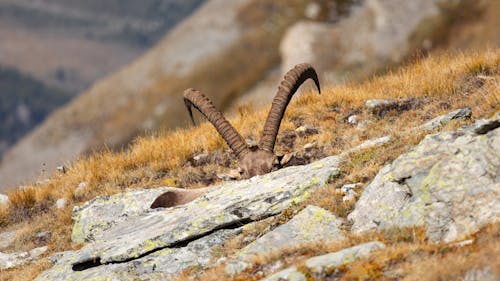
[183,63,320,178]
[150,63,320,209]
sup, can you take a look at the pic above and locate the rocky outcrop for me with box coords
[261,242,386,281]
[71,187,180,243]
[0,246,47,270]
[36,154,341,280]
[0,0,252,192]
[226,205,344,274]
[348,115,500,242]
[281,0,472,82]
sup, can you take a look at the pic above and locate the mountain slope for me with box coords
[0,0,309,192]
[0,49,498,280]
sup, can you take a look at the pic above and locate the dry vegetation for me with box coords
[0,49,499,280]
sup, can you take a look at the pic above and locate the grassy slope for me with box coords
[0,50,499,280]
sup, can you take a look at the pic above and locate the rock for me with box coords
[348,117,500,242]
[295,125,319,136]
[56,198,67,209]
[217,169,241,181]
[365,99,399,112]
[340,183,362,195]
[74,182,88,198]
[71,187,179,243]
[340,183,362,202]
[281,0,471,83]
[305,2,321,19]
[347,115,359,125]
[56,165,67,174]
[0,246,48,270]
[36,229,239,281]
[192,153,210,166]
[303,141,318,151]
[38,155,342,280]
[356,120,371,131]
[0,230,17,249]
[421,107,472,130]
[469,112,500,134]
[348,136,391,152]
[0,193,7,204]
[462,267,497,281]
[34,231,52,246]
[227,206,344,274]
[261,242,385,281]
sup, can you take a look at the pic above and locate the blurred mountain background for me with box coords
[0,0,498,192]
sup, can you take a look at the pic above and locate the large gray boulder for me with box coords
[36,154,342,280]
[348,115,500,242]
[71,187,179,243]
[281,0,471,82]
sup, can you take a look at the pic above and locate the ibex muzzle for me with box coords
[183,63,320,178]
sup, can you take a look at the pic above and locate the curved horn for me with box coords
[183,88,249,158]
[259,63,320,152]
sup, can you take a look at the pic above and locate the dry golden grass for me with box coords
[0,49,499,280]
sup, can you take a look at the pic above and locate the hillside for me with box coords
[1,0,499,193]
[0,49,498,280]
[0,0,204,165]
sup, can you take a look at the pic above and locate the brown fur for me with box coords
[150,188,210,208]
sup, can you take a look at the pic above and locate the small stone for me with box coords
[356,120,371,131]
[347,115,359,125]
[365,99,399,111]
[74,182,88,198]
[0,231,17,249]
[34,231,52,245]
[56,198,67,209]
[0,193,8,205]
[56,166,67,174]
[296,125,319,136]
[304,141,318,151]
[451,239,474,247]
[193,153,208,162]
[421,107,472,131]
[343,189,358,202]
[245,138,259,148]
[340,183,362,194]
[217,169,241,181]
[0,246,48,269]
[305,2,321,19]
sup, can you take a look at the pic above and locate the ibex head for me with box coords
[183,63,320,178]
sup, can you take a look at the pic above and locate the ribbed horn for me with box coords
[183,88,249,158]
[259,63,320,152]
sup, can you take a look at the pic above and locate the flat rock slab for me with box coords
[349,116,500,242]
[36,229,238,281]
[37,155,341,280]
[261,241,386,281]
[72,187,178,243]
[0,246,47,270]
[227,205,344,274]
[420,107,472,131]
